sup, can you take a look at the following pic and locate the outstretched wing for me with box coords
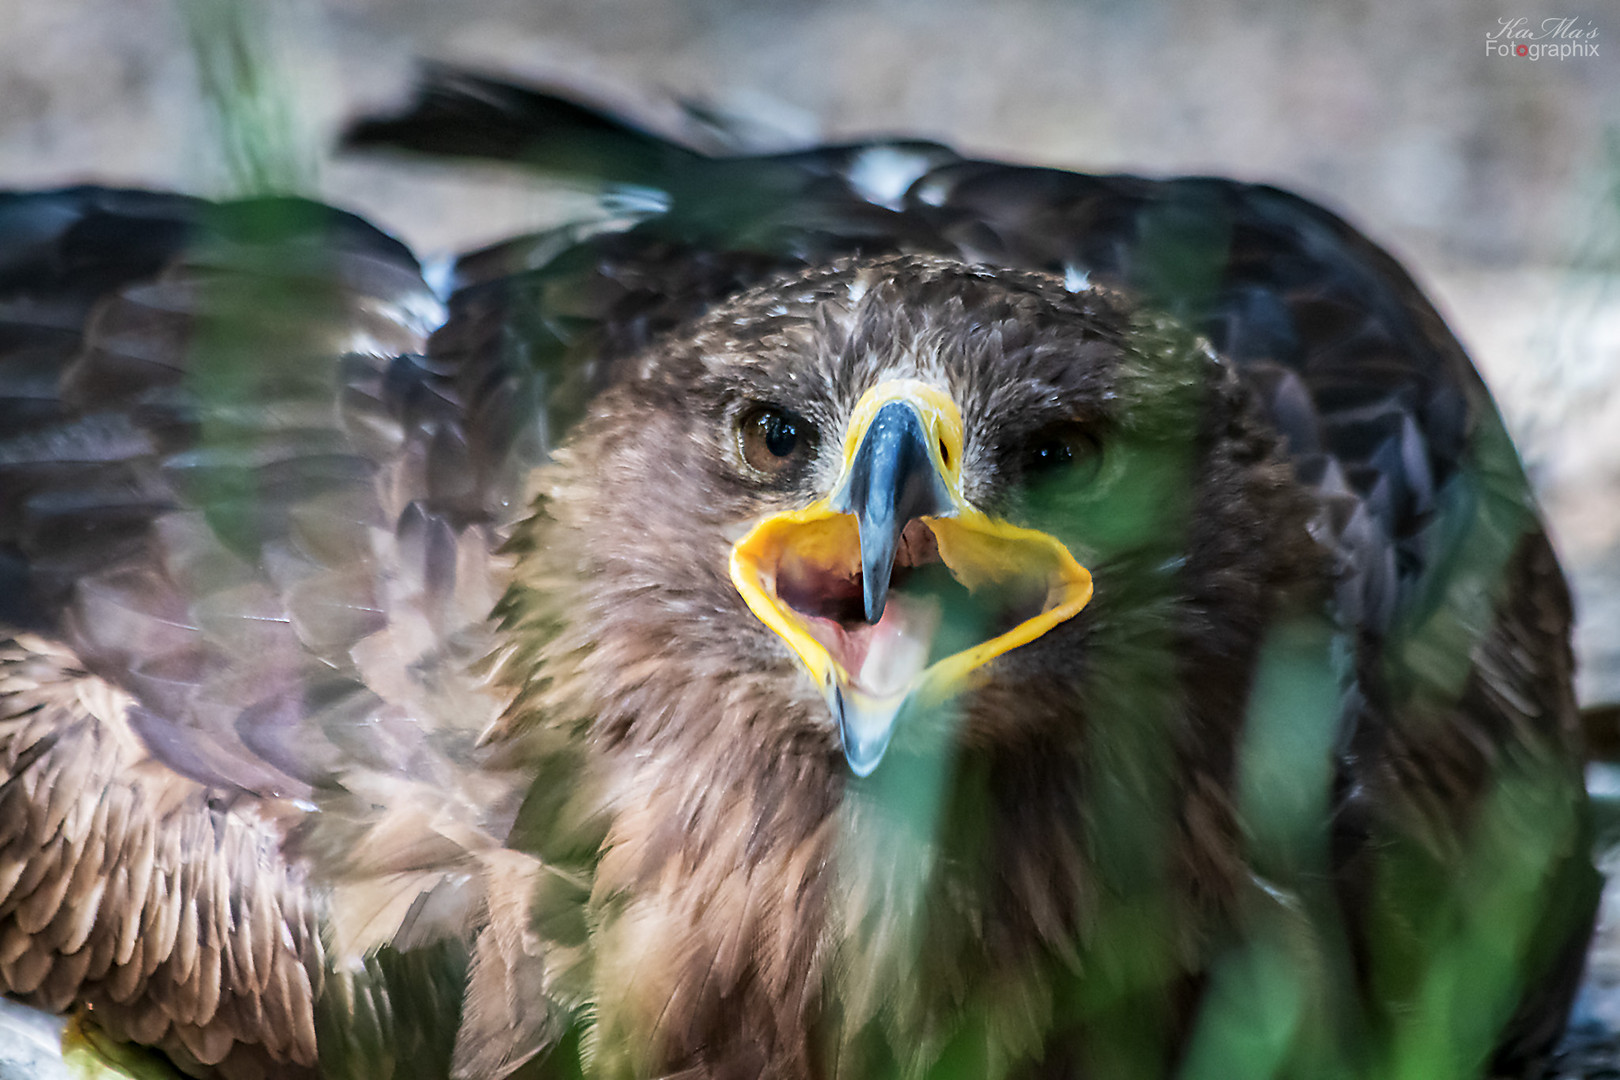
[0,188,555,1077]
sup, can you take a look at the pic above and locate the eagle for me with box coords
[0,69,1600,1080]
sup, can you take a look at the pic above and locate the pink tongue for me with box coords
[836,592,943,698]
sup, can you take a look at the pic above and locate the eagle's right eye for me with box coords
[1020,421,1102,483]
[740,406,816,476]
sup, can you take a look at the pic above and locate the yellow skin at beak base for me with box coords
[729,381,1094,722]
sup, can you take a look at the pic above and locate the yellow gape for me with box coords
[731,379,1093,774]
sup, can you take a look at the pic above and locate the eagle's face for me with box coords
[519,255,1262,781]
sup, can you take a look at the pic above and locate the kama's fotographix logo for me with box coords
[1486,17,1600,59]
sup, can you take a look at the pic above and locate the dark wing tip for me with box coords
[1583,703,1620,762]
[341,64,703,187]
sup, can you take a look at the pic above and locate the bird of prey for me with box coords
[0,69,1600,1080]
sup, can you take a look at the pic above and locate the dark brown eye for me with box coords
[740,406,816,475]
[1022,422,1100,479]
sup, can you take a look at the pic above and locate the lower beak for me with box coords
[729,380,1092,776]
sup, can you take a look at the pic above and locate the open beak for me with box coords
[730,380,1093,776]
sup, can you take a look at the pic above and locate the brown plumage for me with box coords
[0,635,322,1075]
[0,70,1601,1080]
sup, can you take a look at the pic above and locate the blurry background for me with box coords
[1,0,1619,1060]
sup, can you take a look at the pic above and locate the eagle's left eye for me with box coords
[740,405,817,476]
[1022,422,1100,479]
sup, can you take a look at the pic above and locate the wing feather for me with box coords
[0,188,557,1075]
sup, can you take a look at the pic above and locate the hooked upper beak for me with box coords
[729,380,1092,776]
[829,393,955,624]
